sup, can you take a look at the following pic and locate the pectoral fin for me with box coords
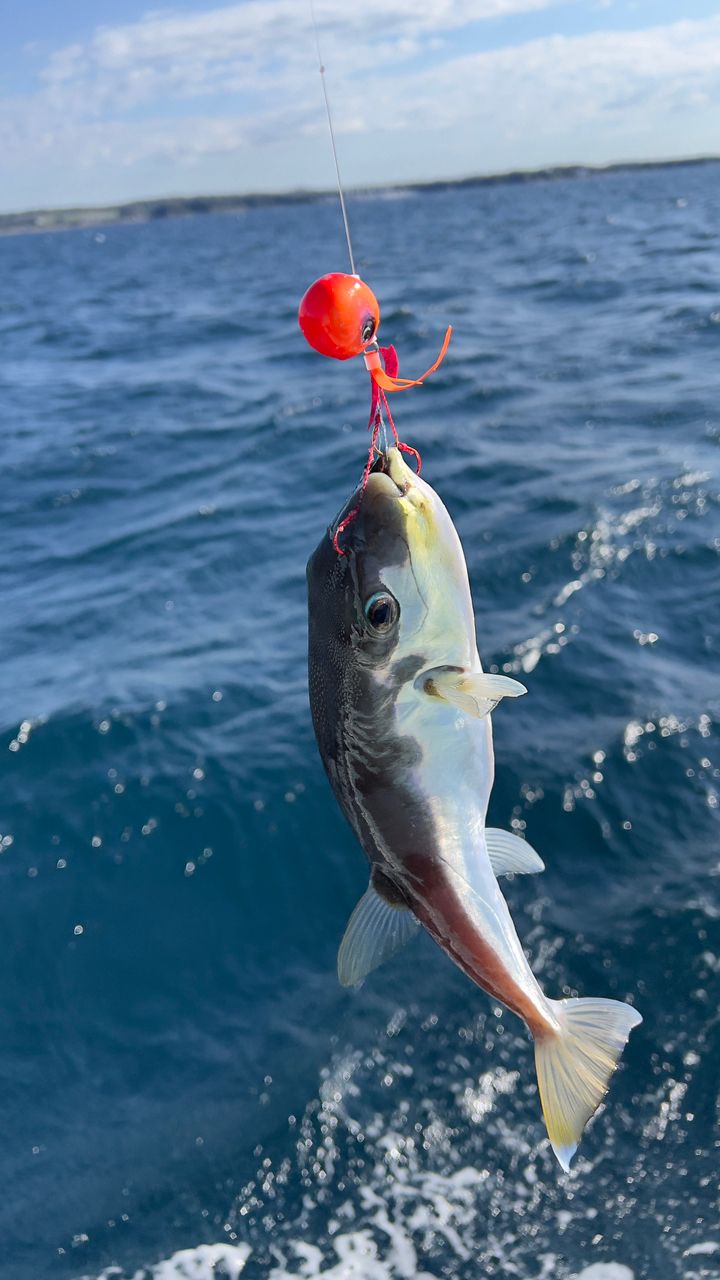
[486,828,545,876]
[418,668,527,719]
[337,883,420,987]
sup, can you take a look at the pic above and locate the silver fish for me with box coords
[307,446,641,1170]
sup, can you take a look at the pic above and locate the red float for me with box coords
[298,272,380,361]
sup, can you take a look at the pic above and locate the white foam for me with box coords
[573,1267,634,1280]
[684,1241,720,1256]
[268,1225,433,1280]
[91,1242,251,1280]
[90,1243,637,1280]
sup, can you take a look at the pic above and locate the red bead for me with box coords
[298,273,380,360]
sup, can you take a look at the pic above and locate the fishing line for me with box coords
[304,5,435,554]
[309,0,356,276]
[332,353,421,555]
[307,5,404,541]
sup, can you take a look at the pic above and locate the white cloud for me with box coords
[375,17,720,136]
[38,0,573,110]
[1,3,720,209]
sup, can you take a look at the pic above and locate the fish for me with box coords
[306,445,642,1171]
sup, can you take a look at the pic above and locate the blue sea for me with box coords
[1,161,719,1280]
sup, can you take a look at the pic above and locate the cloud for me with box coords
[375,17,720,137]
[1,3,720,207]
[37,0,573,112]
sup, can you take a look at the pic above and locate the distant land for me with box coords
[1,156,717,237]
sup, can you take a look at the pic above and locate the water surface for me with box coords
[1,162,719,1280]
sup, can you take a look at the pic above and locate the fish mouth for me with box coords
[333,448,436,608]
[366,447,416,500]
[360,448,435,545]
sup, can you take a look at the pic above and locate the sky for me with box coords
[1,0,720,212]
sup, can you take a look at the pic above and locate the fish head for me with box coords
[306,447,479,822]
[307,447,476,678]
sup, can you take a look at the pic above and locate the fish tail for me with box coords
[534,997,642,1171]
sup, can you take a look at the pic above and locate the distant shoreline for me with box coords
[2,155,717,238]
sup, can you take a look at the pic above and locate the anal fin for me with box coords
[486,828,545,876]
[337,882,419,988]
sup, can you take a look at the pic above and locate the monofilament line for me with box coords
[309,0,357,276]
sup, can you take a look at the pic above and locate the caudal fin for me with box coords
[535,997,642,1171]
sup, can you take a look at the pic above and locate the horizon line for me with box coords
[1,153,718,237]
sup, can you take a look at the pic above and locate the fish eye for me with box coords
[361,315,376,343]
[364,590,399,633]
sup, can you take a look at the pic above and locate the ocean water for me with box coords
[1,161,719,1280]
